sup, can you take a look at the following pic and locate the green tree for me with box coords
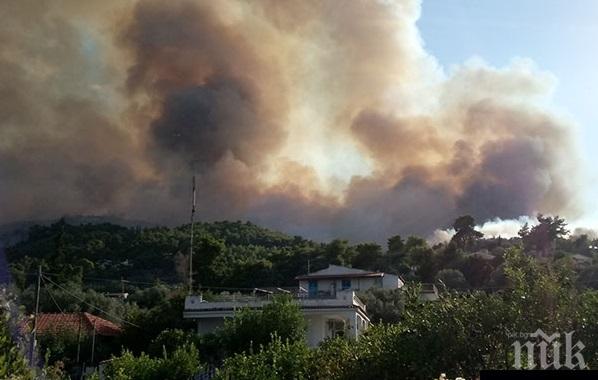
[519,214,569,256]
[405,238,436,282]
[191,234,226,286]
[450,215,483,251]
[102,343,202,380]
[358,288,405,323]
[310,338,356,380]
[215,336,312,380]
[387,235,404,255]
[0,313,33,380]
[217,295,306,356]
[121,289,193,354]
[458,255,496,288]
[435,268,468,290]
[352,243,383,270]
[147,329,199,358]
[394,236,433,280]
[324,240,356,266]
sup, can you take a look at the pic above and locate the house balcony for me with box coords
[183,289,366,319]
[183,289,370,347]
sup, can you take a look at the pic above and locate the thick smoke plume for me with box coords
[0,0,582,242]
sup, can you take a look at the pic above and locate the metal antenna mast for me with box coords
[188,175,196,294]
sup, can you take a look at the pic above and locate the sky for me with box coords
[418,0,598,228]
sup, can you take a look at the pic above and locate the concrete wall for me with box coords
[184,292,371,347]
[305,315,327,347]
[190,309,368,347]
[382,273,403,289]
[304,310,368,347]
[196,317,225,335]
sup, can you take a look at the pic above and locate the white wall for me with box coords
[191,309,369,347]
[304,310,367,347]
[305,315,327,347]
[196,317,225,335]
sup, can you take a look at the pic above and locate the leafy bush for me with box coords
[435,268,468,290]
[0,307,33,379]
[358,287,405,323]
[215,336,312,380]
[217,295,306,355]
[102,343,202,380]
[147,329,199,358]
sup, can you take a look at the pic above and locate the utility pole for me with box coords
[188,175,196,294]
[29,265,42,366]
[76,313,82,364]
[90,320,97,364]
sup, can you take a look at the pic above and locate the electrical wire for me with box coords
[42,274,140,328]
[41,275,64,314]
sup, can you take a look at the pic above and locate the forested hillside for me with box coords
[7,215,598,295]
[6,219,316,290]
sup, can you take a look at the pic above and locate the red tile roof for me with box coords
[22,312,122,337]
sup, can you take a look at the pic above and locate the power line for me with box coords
[28,272,291,292]
[25,272,181,287]
[42,275,140,328]
[41,275,64,314]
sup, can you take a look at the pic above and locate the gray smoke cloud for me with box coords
[0,0,583,242]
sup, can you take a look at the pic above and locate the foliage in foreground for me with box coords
[100,343,202,380]
[0,298,33,380]
[100,296,306,380]
[214,336,312,380]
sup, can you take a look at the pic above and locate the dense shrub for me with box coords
[215,336,312,380]
[101,343,202,380]
[216,295,306,356]
[0,304,33,379]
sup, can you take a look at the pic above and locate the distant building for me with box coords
[419,283,440,301]
[466,249,496,262]
[571,254,593,269]
[295,265,404,296]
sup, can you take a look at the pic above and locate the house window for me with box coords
[327,319,346,339]
[341,279,351,290]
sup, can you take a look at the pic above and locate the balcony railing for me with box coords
[184,289,366,312]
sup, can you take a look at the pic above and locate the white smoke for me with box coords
[429,215,536,244]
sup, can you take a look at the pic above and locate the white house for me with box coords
[182,265,409,347]
[295,265,404,297]
[183,290,370,347]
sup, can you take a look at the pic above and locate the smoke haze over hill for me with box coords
[0,0,583,242]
